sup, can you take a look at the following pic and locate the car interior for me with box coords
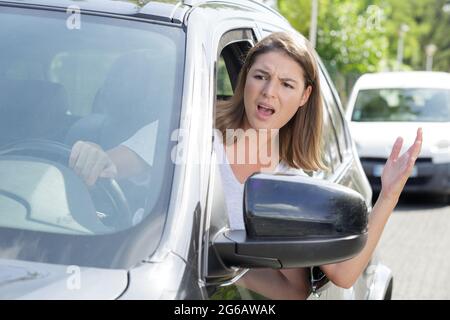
[0,11,182,234]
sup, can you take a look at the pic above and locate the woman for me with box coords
[69,32,422,299]
[215,31,422,299]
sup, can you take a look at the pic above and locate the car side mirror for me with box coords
[212,173,369,269]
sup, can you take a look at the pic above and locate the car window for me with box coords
[217,56,234,99]
[205,30,263,299]
[0,7,184,268]
[319,66,349,153]
[313,104,341,179]
[211,31,254,232]
[352,88,450,122]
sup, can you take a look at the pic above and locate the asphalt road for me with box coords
[377,194,450,300]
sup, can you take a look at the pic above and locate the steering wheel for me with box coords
[0,139,133,228]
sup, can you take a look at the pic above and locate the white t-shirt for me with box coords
[120,120,158,185]
[213,131,308,230]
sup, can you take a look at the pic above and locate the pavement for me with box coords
[377,194,450,300]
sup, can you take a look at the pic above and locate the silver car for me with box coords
[0,0,392,300]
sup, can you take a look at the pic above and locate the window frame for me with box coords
[216,29,255,98]
[317,63,355,183]
[201,28,257,286]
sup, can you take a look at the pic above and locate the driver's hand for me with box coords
[69,141,118,186]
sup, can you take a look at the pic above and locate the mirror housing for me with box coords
[212,173,369,269]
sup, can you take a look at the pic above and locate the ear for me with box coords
[298,85,312,107]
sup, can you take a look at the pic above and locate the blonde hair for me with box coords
[215,32,326,171]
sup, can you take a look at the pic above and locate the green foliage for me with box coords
[317,1,388,74]
[277,0,450,100]
[278,0,450,72]
[366,0,450,72]
[217,57,233,97]
[415,0,450,72]
[278,0,389,75]
[210,285,269,300]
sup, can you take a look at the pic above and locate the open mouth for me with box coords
[257,104,275,116]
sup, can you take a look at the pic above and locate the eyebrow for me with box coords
[253,68,298,84]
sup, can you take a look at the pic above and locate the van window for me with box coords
[352,88,450,122]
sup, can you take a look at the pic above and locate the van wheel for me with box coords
[384,279,393,300]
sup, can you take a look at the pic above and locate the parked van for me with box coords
[346,72,450,203]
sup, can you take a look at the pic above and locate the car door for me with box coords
[200,27,271,300]
[319,65,379,300]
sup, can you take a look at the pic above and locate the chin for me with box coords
[248,122,272,131]
[254,120,281,131]
[244,113,279,131]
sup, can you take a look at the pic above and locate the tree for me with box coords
[278,0,389,103]
[277,0,450,101]
[417,0,450,71]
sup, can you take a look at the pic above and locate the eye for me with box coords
[283,82,294,89]
[254,74,266,80]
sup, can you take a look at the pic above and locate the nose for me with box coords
[262,79,277,99]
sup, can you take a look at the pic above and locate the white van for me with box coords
[346,71,450,202]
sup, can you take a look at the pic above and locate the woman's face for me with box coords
[243,50,312,131]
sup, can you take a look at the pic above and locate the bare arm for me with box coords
[69,141,149,185]
[320,196,397,288]
[320,128,423,288]
[106,145,149,180]
[215,129,422,299]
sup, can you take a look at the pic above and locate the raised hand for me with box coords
[380,128,423,203]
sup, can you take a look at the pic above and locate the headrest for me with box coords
[92,51,164,125]
[0,79,68,144]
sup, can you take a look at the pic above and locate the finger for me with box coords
[408,156,417,172]
[388,137,403,162]
[72,144,91,177]
[86,156,109,186]
[99,162,118,179]
[69,141,84,168]
[82,149,105,185]
[413,127,423,157]
[417,127,423,142]
[406,127,423,160]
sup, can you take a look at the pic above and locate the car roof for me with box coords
[353,71,450,90]
[0,0,286,24]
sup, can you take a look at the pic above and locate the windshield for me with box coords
[351,88,450,122]
[0,6,184,268]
